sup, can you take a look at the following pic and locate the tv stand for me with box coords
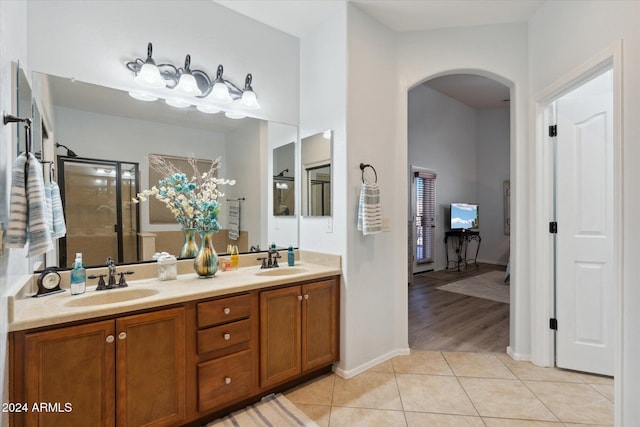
[445,230,481,271]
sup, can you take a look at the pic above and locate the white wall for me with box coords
[528,1,640,424]
[408,85,478,270]
[476,108,510,265]
[343,5,407,373]
[397,22,531,360]
[0,0,29,419]
[26,1,299,125]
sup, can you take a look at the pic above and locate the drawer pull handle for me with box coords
[106,335,115,343]
[225,377,231,385]
[304,294,309,300]
[224,333,231,341]
[297,295,302,301]
[223,308,231,315]
[118,332,127,340]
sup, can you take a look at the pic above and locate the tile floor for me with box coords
[284,351,614,427]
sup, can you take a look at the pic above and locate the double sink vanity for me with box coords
[8,251,340,427]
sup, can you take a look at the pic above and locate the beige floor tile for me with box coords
[294,404,331,427]
[574,372,614,385]
[563,423,613,427]
[405,412,485,426]
[525,381,614,425]
[392,350,454,375]
[332,372,403,410]
[459,377,558,421]
[369,359,395,373]
[443,352,517,379]
[506,363,585,383]
[483,418,563,426]
[590,383,614,402]
[329,407,407,427]
[396,373,477,415]
[285,373,335,406]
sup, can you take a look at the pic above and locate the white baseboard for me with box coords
[507,346,531,362]
[333,347,411,379]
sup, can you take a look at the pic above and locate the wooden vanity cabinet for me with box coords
[10,307,185,427]
[260,277,339,389]
[190,293,259,416]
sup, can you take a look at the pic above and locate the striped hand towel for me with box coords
[50,181,67,239]
[44,182,54,234]
[4,154,29,248]
[357,183,382,235]
[25,154,54,256]
[228,200,240,241]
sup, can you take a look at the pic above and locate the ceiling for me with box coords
[216,0,543,108]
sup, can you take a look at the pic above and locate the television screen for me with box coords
[450,203,479,230]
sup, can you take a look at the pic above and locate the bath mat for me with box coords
[436,270,510,304]
[207,393,319,427]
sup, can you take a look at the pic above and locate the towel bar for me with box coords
[359,163,378,184]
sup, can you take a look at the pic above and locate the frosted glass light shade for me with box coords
[240,90,260,109]
[211,81,233,104]
[165,98,191,108]
[196,105,220,114]
[175,72,201,96]
[225,111,246,119]
[128,91,158,102]
[135,63,165,88]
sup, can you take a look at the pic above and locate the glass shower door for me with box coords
[59,158,139,268]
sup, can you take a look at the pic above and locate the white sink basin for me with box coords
[254,267,308,277]
[63,288,159,307]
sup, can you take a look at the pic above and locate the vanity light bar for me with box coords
[125,42,261,115]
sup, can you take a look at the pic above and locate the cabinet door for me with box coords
[24,320,116,427]
[116,307,185,427]
[302,279,339,371]
[259,286,301,388]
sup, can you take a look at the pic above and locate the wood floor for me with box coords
[409,263,509,353]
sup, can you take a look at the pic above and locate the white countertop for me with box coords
[9,259,341,332]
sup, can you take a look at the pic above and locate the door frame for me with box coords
[531,41,623,417]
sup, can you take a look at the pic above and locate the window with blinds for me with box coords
[415,170,436,264]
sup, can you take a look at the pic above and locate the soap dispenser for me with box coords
[288,245,295,267]
[70,253,86,295]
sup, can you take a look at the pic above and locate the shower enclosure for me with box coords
[57,157,140,268]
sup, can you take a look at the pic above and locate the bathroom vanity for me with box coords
[7,253,340,427]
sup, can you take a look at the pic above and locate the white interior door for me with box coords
[555,69,614,376]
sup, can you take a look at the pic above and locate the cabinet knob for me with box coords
[304,294,309,300]
[118,332,127,340]
[297,295,302,301]
[223,307,231,315]
[106,335,115,343]
[224,333,231,341]
[225,377,231,385]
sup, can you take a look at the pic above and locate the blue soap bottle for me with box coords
[70,253,86,295]
[288,245,295,266]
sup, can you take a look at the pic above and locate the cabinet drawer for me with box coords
[197,318,251,355]
[198,350,253,411]
[197,294,252,328]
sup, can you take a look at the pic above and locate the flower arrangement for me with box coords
[133,154,235,231]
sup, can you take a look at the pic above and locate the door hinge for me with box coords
[549,318,558,330]
[549,125,557,137]
[549,221,558,234]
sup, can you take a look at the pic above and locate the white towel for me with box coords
[25,155,54,256]
[4,154,29,248]
[228,200,240,241]
[4,153,53,256]
[44,182,54,234]
[357,183,382,235]
[50,181,67,239]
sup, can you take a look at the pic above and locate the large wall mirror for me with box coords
[31,72,298,269]
[301,130,332,216]
[15,63,32,156]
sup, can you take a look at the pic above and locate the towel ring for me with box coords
[360,163,377,184]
